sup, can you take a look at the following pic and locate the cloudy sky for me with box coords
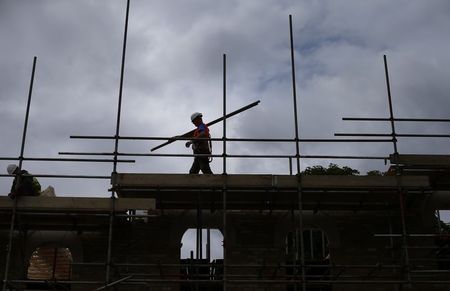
[1,0,450,221]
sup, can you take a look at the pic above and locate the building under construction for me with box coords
[1,1,450,290]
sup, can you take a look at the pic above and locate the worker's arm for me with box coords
[185,135,207,147]
[11,176,19,192]
[185,125,209,148]
[8,176,19,199]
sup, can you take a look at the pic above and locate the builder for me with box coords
[185,112,213,174]
[6,164,41,199]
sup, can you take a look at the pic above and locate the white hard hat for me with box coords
[190,112,203,122]
[7,164,18,175]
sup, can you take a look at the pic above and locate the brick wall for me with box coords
[0,207,446,291]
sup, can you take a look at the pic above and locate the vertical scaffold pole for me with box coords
[437,211,442,234]
[383,55,411,286]
[222,53,228,291]
[3,56,37,291]
[289,15,306,291]
[207,228,211,262]
[106,0,131,286]
[384,55,399,155]
[197,195,203,260]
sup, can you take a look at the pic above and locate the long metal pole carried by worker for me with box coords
[150,100,261,152]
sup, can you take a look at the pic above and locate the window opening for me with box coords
[435,210,450,270]
[286,229,331,291]
[181,228,223,290]
[28,247,72,280]
[27,246,73,290]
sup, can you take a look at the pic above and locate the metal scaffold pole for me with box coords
[3,56,37,291]
[105,0,131,287]
[222,53,228,291]
[383,54,411,287]
[289,15,306,291]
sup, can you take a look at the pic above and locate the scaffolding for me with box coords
[1,0,450,290]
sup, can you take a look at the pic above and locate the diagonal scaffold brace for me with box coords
[150,100,261,152]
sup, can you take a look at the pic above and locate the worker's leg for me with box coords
[189,158,201,174]
[199,157,213,174]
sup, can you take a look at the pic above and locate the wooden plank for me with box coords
[116,173,224,187]
[116,173,286,188]
[0,196,155,211]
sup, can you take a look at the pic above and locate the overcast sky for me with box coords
[1,0,450,224]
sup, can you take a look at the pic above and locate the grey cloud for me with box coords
[1,0,450,203]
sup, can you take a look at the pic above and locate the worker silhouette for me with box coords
[7,164,41,199]
[186,112,213,174]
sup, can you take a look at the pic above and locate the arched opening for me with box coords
[181,228,223,261]
[180,228,223,290]
[435,210,450,270]
[286,229,331,291]
[27,246,73,290]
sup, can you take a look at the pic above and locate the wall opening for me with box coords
[181,228,223,261]
[180,228,223,290]
[27,246,73,290]
[436,210,450,270]
[286,229,331,291]
[28,246,73,280]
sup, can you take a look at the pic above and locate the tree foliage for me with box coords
[367,170,383,176]
[302,163,360,176]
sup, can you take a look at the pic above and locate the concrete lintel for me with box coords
[389,154,450,166]
[0,196,155,211]
[115,173,430,189]
[301,175,429,188]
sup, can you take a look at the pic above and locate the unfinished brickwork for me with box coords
[1,169,449,291]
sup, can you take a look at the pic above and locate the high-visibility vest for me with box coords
[193,123,211,154]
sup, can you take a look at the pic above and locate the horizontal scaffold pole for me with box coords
[343,117,450,122]
[69,135,393,143]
